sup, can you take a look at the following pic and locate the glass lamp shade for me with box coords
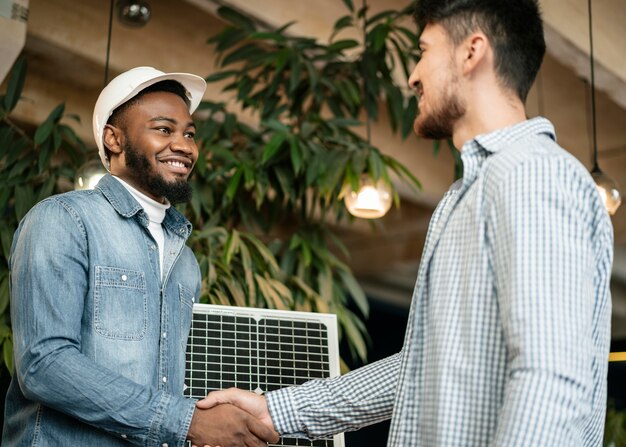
[344,175,392,219]
[75,159,107,191]
[117,0,151,27]
[591,169,621,215]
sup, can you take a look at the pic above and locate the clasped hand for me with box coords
[187,388,278,447]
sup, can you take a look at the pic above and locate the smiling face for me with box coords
[408,23,466,140]
[105,90,198,203]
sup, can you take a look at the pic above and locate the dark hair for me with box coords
[414,0,545,102]
[107,79,191,128]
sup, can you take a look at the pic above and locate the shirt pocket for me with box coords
[94,266,147,340]
[179,284,195,350]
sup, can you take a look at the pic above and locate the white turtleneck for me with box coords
[112,176,169,279]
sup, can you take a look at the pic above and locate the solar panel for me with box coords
[185,303,345,447]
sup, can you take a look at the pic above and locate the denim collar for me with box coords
[95,174,192,238]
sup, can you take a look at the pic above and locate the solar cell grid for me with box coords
[185,304,343,447]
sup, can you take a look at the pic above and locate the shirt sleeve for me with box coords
[9,198,196,447]
[486,154,612,446]
[266,352,401,439]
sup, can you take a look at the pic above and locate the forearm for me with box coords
[16,342,195,446]
[266,352,400,438]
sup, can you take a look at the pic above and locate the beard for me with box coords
[413,77,466,140]
[123,141,193,204]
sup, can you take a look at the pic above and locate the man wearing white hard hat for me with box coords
[3,67,279,447]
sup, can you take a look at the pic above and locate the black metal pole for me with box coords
[104,0,114,87]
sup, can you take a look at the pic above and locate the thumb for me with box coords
[196,389,238,409]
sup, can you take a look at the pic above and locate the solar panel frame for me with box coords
[185,303,345,447]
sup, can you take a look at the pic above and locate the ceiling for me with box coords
[3,0,626,336]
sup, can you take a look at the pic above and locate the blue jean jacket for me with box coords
[3,174,201,446]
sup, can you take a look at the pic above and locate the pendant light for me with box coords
[343,0,392,219]
[587,0,621,215]
[75,0,121,190]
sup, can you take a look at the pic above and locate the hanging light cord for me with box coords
[104,0,114,87]
[362,0,372,144]
[588,0,599,172]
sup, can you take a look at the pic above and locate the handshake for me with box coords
[187,388,280,447]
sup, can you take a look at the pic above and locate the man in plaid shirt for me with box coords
[198,0,614,445]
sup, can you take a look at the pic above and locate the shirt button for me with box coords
[162,376,167,383]
[162,332,167,338]
[121,434,127,439]
[191,296,195,303]
[121,274,128,281]
[162,444,169,447]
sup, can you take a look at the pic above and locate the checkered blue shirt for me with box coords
[266,118,614,446]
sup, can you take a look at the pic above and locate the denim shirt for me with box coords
[3,174,201,446]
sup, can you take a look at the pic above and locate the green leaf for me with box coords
[224,278,246,307]
[3,338,13,375]
[14,185,35,221]
[0,275,9,315]
[433,139,441,156]
[36,175,56,203]
[223,229,241,266]
[338,308,368,361]
[249,31,287,43]
[225,168,243,201]
[241,233,280,273]
[366,9,397,26]
[205,70,240,83]
[339,270,369,317]
[222,43,261,67]
[217,6,256,31]
[239,242,256,307]
[261,133,286,164]
[255,273,285,309]
[34,120,54,147]
[289,136,302,174]
[401,96,417,138]
[288,55,302,94]
[0,226,13,262]
[3,56,27,112]
[34,103,65,146]
[317,265,333,301]
[341,0,354,12]
[208,27,247,52]
[332,15,354,33]
[328,39,359,52]
[383,155,422,191]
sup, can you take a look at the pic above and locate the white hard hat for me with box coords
[92,66,207,170]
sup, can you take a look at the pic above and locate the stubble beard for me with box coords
[413,77,466,141]
[123,141,193,204]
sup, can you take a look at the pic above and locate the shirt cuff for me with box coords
[266,387,302,435]
[147,393,196,447]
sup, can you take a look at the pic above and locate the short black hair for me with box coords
[414,0,545,102]
[107,79,191,128]
[104,80,191,156]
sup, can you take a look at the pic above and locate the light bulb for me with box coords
[591,169,621,215]
[75,159,107,191]
[343,175,392,219]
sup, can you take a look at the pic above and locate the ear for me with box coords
[460,31,489,75]
[102,124,124,156]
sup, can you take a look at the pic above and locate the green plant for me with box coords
[0,57,89,374]
[184,3,423,363]
[605,400,626,447]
